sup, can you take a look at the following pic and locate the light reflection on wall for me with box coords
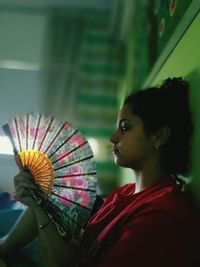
[0,136,13,155]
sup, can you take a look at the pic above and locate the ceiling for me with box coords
[0,0,112,10]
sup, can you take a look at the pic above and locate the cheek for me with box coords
[124,137,152,159]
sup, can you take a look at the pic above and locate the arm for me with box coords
[1,170,81,267]
[0,207,37,259]
[33,205,81,267]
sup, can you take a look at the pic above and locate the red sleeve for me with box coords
[97,209,182,267]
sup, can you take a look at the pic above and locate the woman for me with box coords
[0,77,200,267]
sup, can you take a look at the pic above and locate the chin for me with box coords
[115,158,128,168]
[115,158,135,169]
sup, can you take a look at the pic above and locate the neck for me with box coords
[133,161,170,193]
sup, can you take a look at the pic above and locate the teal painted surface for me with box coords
[151,12,200,86]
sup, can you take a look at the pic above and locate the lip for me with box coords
[112,147,120,156]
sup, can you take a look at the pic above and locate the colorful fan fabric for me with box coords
[3,113,97,240]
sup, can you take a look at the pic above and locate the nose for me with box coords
[110,130,119,144]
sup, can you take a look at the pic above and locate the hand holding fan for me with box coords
[2,113,97,241]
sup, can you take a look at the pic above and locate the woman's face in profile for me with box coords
[110,105,155,170]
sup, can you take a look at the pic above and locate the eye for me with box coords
[119,122,130,133]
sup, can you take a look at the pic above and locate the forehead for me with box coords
[117,104,144,126]
[117,105,147,135]
[118,105,135,120]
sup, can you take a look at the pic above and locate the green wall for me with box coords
[150,12,200,86]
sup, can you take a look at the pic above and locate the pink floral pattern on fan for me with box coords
[75,191,91,206]
[70,166,86,182]
[55,135,85,166]
[57,150,73,166]
[60,189,90,207]
[61,166,88,188]
[60,165,90,206]
[60,190,74,206]
[63,122,73,131]
[30,127,44,140]
[69,134,85,147]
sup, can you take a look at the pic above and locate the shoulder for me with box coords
[115,183,135,195]
[102,183,134,203]
[110,183,134,196]
[129,184,200,230]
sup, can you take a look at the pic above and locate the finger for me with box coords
[14,177,35,189]
[14,173,35,188]
[15,186,37,200]
[15,187,29,200]
[15,190,35,207]
[23,167,34,180]
[15,181,37,193]
[19,169,34,180]
[16,168,34,180]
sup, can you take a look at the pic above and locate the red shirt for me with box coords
[78,177,200,267]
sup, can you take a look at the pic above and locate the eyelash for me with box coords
[119,124,130,133]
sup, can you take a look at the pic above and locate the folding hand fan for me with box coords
[2,113,97,241]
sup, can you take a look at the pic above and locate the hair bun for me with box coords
[158,77,189,113]
[159,77,188,99]
[160,77,187,90]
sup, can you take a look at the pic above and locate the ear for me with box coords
[150,126,171,150]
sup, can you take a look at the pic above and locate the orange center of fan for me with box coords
[18,150,55,194]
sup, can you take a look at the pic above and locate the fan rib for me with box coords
[55,171,96,179]
[41,201,83,231]
[29,152,36,169]
[38,117,54,151]
[37,177,53,184]
[33,168,52,177]
[52,192,92,211]
[26,114,29,150]
[25,151,29,166]
[30,154,41,170]
[33,171,53,178]
[54,184,96,193]
[32,172,52,180]
[51,141,87,164]
[32,114,42,150]
[43,123,71,155]
[48,129,78,159]
[14,117,22,152]
[34,175,52,180]
[31,157,48,172]
[54,155,93,171]
[44,123,65,154]
[24,151,30,166]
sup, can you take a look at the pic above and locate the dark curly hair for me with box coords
[124,77,193,176]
